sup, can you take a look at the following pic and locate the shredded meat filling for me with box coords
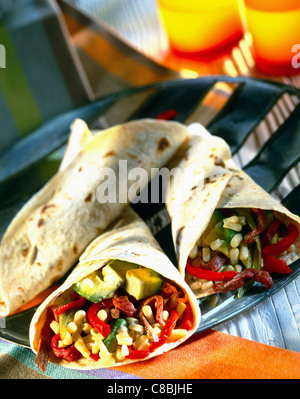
[213,268,273,293]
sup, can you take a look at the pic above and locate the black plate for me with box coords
[1,76,300,347]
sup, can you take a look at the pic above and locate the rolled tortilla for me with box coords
[30,206,201,371]
[0,118,189,315]
[165,123,300,299]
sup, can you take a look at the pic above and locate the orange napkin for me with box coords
[116,329,300,379]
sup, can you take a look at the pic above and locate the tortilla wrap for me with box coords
[29,206,201,371]
[0,118,189,315]
[165,123,300,298]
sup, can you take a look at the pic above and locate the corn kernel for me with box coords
[67,321,77,334]
[202,247,211,262]
[50,320,59,334]
[210,239,224,251]
[176,302,186,318]
[116,334,133,346]
[74,310,86,324]
[153,326,162,335]
[239,244,249,261]
[142,305,155,324]
[129,323,144,333]
[230,233,243,248]
[82,322,92,334]
[229,248,239,265]
[118,325,129,335]
[223,222,242,231]
[201,281,214,291]
[133,335,150,351]
[62,331,73,346]
[99,340,111,358]
[116,346,125,360]
[125,317,137,325]
[235,264,243,272]
[121,344,129,357]
[74,341,90,359]
[97,309,108,321]
[189,243,198,259]
[162,310,169,322]
[223,215,239,224]
[190,280,202,291]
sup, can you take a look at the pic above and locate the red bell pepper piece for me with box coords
[87,301,112,338]
[263,223,299,257]
[51,333,81,362]
[186,262,237,281]
[262,255,292,274]
[261,219,281,247]
[126,310,180,359]
[53,292,86,318]
[126,347,150,360]
[89,352,100,361]
[149,309,179,351]
[180,302,193,331]
[155,109,178,120]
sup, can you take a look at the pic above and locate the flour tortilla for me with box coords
[29,206,201,370]
[0,118,189,315]
[165,124,300,297]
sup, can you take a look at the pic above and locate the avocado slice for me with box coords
[102,260,139,286]
[73,270,119,303]
[124,267,163,300]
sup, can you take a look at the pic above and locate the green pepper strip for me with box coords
[103,318,127,353]
[236,209,265,299]
[237,209,262,270]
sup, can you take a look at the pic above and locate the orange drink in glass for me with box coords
[242,0,300,75]
[157,0,243,57]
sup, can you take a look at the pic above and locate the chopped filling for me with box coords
[35,262,193,371]
[186,208,299,303]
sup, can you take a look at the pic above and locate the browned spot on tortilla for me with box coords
[37,218,45,228]
[215,159,226,168]
[41,204,56,214]
[103,151,116,158]
[36,262,42,267]
[176,226,185,248]
[17,286,24,294]
[127,152,138,160]
[73,245,78,255]
[157,137,170,151]
[85,193,93,202]
[95,227,103,235]
[22,248,29,257]
[56,259,64,272]
[78,166,83,172]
